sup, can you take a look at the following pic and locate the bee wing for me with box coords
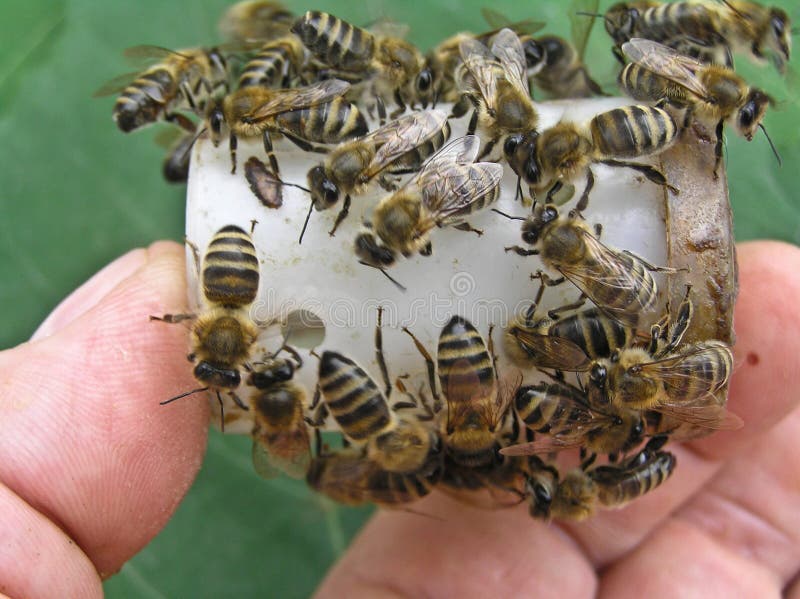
[636,344,732,402]
[509,327,592,371]
[363,109,450,179]
[122,45,191,65]
[490,28,529,95]
[442,356,498,431]
[153,126,188,148]
[246,79,350,120]
[459,37,500,112]
[480,8,546,35]
[622,38,711,99]
[366,17,409,40]
[500,434,589,457]
[652,401,743,433]
[251,426,312,480]
[570,0,600,60]
[392,135,480,194]
[557,229,656,327]
[92,71,152,98]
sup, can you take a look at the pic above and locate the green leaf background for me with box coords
[1,0,797,596]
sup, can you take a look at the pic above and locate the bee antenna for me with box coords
[759,123,782,167]
[492,208,526,221]
[358,260,407,292]
[298,200,314,244]
[161,386,209,405]
[575,11,604,18]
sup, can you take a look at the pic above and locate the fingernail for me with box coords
[30,249,147,341]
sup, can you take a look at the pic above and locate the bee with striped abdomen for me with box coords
[506,205,675,328]
[302,109,450,240]
[354,135,503,270]
[153,225,261,424]
[458,28,540,159]
[620,38,778,178]
[206,78,368,174]
[237,35,306,89]
[247,354,311,479]
[218,1,295,43]
[291,11,427,116]
[96,46,229,133]
[504,103,679,209]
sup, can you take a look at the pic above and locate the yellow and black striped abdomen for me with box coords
[388,121,451,174]
[667,341,732,401]
[112,68,176,132]
[550,308,634,359]
[291,11,375,71]
[274,96,368,145]
[238,37,301,89]
[318,351,392,442]
[639,3,722,46]
[515,383,590,433]
[437,316,495,403]
[593,451,676,507]
[202,225,259,308]
[591,105,677,159]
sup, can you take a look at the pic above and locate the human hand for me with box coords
[0,241,798,598]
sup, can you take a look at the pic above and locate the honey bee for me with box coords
[237,35,306,89]
[96,46,229,133]
[600,1,791,73]
[291,11,427,115]
[501,381,645,460]
[436,455,528,509]
[422,13,546,109]
[218,1,295,43]
[303,109,450,240]
[206,78,368,174]
[504,103,679,208]
[404,315,515,469]
[458,27,539,158]
[506,205,674,328]
[525,458,597,521]
[482,7,604,99]
[620,38,778,177]
[317,351,440,475]
[354,135,503,269]
[160,129,196,183]
[154,225,260,423]
[306,448,442,507]
[248,355,311,479]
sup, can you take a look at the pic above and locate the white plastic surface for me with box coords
[186,98,670,433]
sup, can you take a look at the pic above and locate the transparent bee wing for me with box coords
[363,109,450,179]
[622,38,711,99]
[417,161,503,225]
[246,79,350,120]
[508,326,592,371]
[480,8,546,35]
[251,428,312,480]
[459,37,500,112]
[93,71,147,97]
[490,28,529,95]
[123,44,191,63]
[570,0,600,60]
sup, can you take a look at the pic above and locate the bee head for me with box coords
[415,65,434,100]
[521,203,557,245]
[521,38,547,72]
[194,361,241,389]
[737,89,772,141]
[354,231,396,268]
[207,103,226,147]
[589,361,608,391]
[768,8,791,68]
[538,35,566,69]
[604,4,640,43]
[505,131,543,186]
[248,358,294,389]
[307,165,340,209]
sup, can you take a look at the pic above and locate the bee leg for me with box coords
[281,132,330,154]
[545,180,564,205]
[598,159,678,195]
[231,392,249,411]
[712,119,724,181]
[547,294,587,320]
[611,45,625,66]
[419,241,433,256]
[478,138,496,160]
[180,81,198,114]
[376,93,387,127]
[306,400,328,427]
[314,428,323,456]
[580,452,597,470]
[216,391,226,434]
[149,313,196,323]
[467,109,478,136]
[452,222,483,236]
[165,112,197,134]
[505,245,539,256]
[390,88,406,119]
[229,132,238,175]
[375,306,392,398]
[309,385,321,410]
[377,175,398,192]
[449,96,470,119]
[328,195,351,237]
[262,131,280,177]
[620,250,680,274]
[401,326,441,410]
[575,169,595,213]
[660,285,694,355]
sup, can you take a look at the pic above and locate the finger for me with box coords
[675,407,800,585]
[30,248,147,341]
[316,492,597,599]
[0,241,208,579]
[0,481,102,599]
[598,519,782,599]
[558,240,800,566]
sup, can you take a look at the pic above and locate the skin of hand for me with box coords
[0,240,798,599]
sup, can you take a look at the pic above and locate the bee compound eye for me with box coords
[417,68,432,92]
[589,364,607,384]
[504,134,523,157]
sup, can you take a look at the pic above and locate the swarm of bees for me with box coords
[100,0,793,522]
